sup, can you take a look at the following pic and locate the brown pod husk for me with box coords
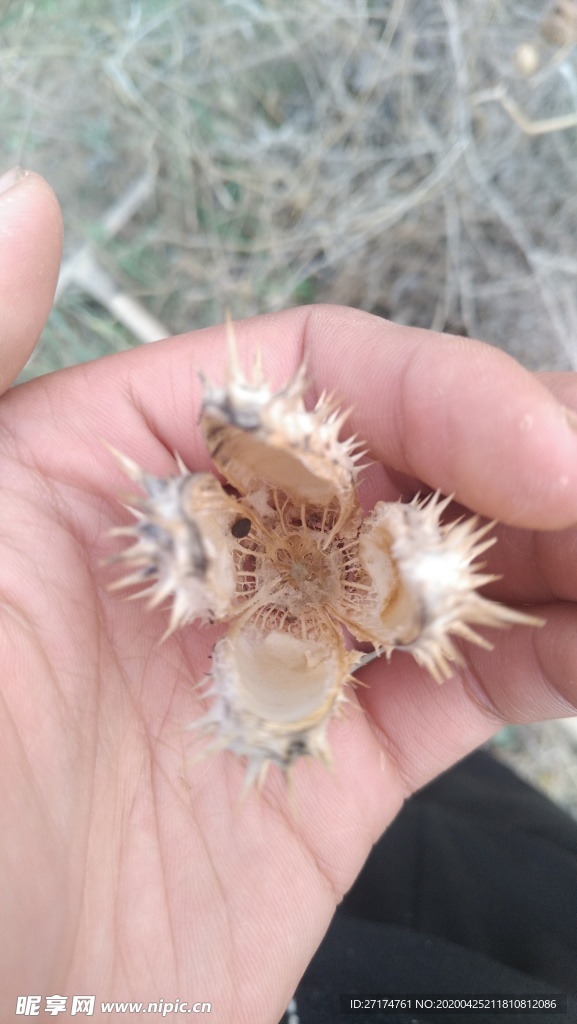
[109,337,543,786]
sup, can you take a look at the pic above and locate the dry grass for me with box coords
[2,0,577,809]
[491,721,577,821]
[2,0,577,372]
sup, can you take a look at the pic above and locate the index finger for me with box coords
[10,305,577,533]
[304,306,577,530]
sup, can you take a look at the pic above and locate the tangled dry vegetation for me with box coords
[2,0,577,369]
[2,0,577,811]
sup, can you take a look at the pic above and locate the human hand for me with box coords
[1,171,577,1024]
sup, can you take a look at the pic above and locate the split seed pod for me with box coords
[110,333,542,785]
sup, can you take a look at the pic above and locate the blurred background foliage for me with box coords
[2,0,577,377]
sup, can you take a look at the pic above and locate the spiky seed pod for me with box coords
[200,338,364,538]
[196,611,357,778]
[109,452,258,630]
[109,335,543,787]
[338,492,542,682]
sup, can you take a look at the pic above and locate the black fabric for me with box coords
[295,917,566,1023]
[289,752,577,1023]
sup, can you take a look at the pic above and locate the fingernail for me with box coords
[0,166,27,195]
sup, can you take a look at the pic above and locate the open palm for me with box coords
[2,172,577,1024]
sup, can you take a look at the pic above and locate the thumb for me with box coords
[0,168,63,394]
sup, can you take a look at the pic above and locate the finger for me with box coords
[304,307,577,530]
[538,371,577,413]
[0,306,313,490]
[7,306,577,537]
[464,602,577,724]
[359,603,577,795]
[0,168,62,394]
[112,306,577,530]
[477,520,577,605]
[441,368,577,604]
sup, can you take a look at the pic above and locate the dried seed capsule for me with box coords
[110,333,544,787]
[109,454,255,630]
[200,335,366,536]
[339,492,542,682]
[196,610,357,781]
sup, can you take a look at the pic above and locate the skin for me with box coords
[1,169,577,1023]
